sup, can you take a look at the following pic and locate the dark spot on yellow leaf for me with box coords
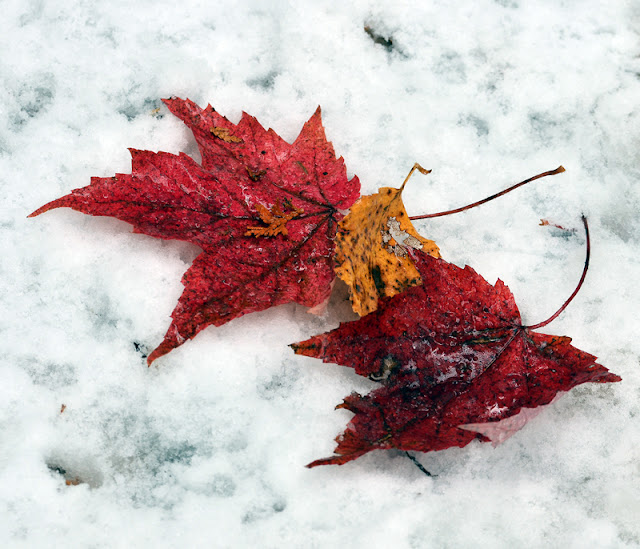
[371,265,386,297]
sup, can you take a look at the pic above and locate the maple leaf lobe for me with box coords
[30,98,360,364]
[294,250,620,467]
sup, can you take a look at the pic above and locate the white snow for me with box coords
[2,0,640,547]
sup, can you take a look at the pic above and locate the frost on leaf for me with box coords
[458,395,563,447]
[381,216,424,257]
[30,98,360,364]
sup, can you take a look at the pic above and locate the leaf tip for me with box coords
[289,337,322,357]
[28,199,60,218]
[146,346,165,366]
[305,456,336,468]
[595,371,622,383]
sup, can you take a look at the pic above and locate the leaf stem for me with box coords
[399,162,432,191]
[408,166,565,220]
[523,215,589,330]
[404,451,434,477]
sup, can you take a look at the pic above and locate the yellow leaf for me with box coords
[334,164,440,316]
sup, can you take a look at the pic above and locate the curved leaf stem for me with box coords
[400,162,432,192]
[523,215,589,330]
[408,166,565,220]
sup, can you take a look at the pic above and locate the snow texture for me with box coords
[2,1,639,547]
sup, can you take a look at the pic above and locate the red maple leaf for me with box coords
[30,98,360,364]
[292,221,620,467]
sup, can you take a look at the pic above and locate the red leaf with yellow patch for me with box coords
[292,223,620,467]
[30,98,359,364]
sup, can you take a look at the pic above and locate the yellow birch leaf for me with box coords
[334,164,440,316]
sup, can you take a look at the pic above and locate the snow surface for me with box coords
[2,0,640,547]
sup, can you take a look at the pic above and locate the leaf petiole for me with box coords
[408,166,565,220]
[399,162,432,191]
[404,451,434,477]
[523,215,589,330]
